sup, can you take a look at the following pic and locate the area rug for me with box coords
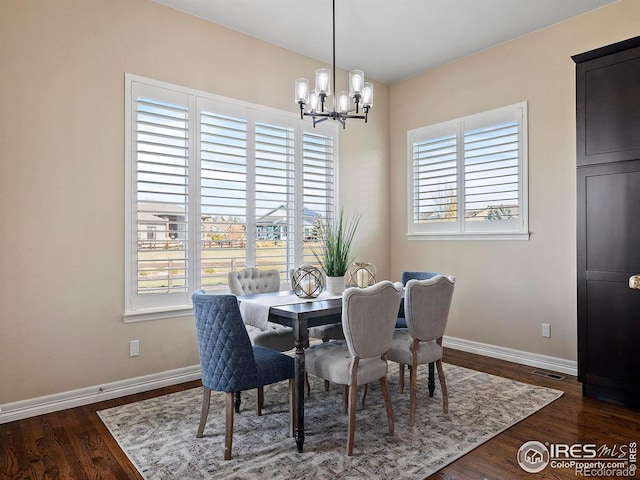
[98,363,562,479]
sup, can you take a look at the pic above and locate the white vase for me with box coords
[325,275,345,295]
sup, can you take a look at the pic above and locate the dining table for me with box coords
[237,289,434,453]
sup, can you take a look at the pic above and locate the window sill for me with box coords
[123,305,194,323]
[406,231,530,241]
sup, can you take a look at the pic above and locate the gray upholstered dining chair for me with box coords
[395,271,439,328]
[228,267,294,353]
[387,275,455,426]
[304,281,403,455]
[192,291,295,460]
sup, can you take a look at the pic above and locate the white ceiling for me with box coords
[153,0,617,84]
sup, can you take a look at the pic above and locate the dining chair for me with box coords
[228,267,295,413]
[192,291,295,460]
[304,281,403,455]
[387,275,455,426]
[395,271,439,328]
[228,267,294,353]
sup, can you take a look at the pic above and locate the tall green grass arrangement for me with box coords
[313,209,360,277]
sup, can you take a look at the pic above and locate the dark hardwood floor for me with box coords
[1,349,638,479]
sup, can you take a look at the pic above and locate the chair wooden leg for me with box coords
[399,363,405,393]
[347,381,358,456]
[360,384,368,408]
[289,379,296,437]
[409,359,418,427]
[436,359,449,413]
[380,376,395,437]
[224,392,234,460]
[343,385,349,413]
[409,339,420,427]
[257,386,264,416]
[234,391,241,413]
[322,338,330,392]
[196,386,211,438]
[346,357,360,456]
[305,373,311,395]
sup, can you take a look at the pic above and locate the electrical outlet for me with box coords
[130,340,140,357]
[542,323,551,338]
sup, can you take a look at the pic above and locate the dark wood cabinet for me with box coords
[573,36,640,410]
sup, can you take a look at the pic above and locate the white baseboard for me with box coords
[443,335,578,377]
[0,365,202,424]
[0,338,577,425]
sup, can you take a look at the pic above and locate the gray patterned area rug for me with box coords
[98,363,562,480]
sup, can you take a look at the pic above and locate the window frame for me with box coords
[406,102,529,241]
[124,74,338,322]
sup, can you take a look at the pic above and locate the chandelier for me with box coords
[294,0,373,129]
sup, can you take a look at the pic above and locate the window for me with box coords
[125,75,337,320]
[407,102,529,240]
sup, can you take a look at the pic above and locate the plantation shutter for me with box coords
[125,75,340,319]
[132,83,190,307]
[254,117,295,277]
[411,131,458,227]
[302,129,335,265]
[464,121,520,223]
[407,102,527,239]
[199,105,248,289]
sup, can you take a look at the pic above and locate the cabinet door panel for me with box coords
[586,280,640,388]
[585,171,640,272]
[576,41,640,166]
[585,57,640,157]
[577,160,640,400]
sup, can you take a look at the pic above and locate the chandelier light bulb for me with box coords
[362,82,374,107]
[349,70,364,96]
[309,91,319,113]
[315,68,331,95]
[338,91,350,113]
[295,78,309,104]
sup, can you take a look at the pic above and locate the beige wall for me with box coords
[389,0,639,361]
[0,0,390,404]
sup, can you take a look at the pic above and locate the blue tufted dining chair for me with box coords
[395,271,439,329]
[192,291,295,460]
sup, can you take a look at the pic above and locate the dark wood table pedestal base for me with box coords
[293,319,308,453]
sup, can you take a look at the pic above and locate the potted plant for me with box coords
[313,208,360,294]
